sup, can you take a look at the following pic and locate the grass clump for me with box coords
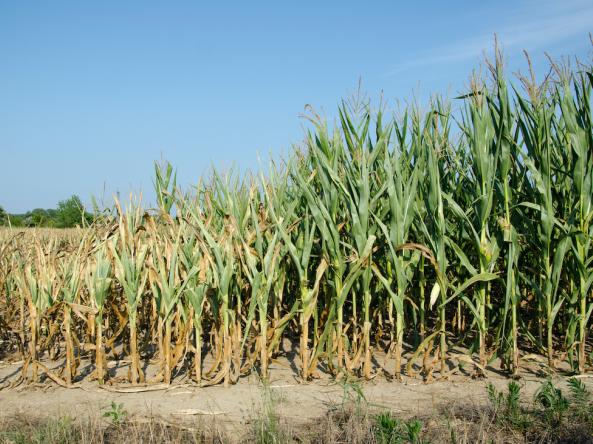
[375,412,426,444]
[251,382,286,444]
[0,414,223,444]
[0,416,80,444]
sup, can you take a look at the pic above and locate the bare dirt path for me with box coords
[2,354,591,438]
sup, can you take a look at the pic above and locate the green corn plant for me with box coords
[557,68,593,374]
[371,109,422,379]
[516,66,571,368]
[294,115,349,374]
[147,219,197,384]
[264,164,326,380]
[258,164,297,357]
[177,212,211,383]
[488,50,522,374]
[294,113,377,377]
[85,246,112,384]
[212,169,255,381]
[445,152,472,340]
[110,196,149,384]
[335,101,386,379]
[154,159,177,216]
[415,102,451,377]
[185,185,237,386]
[237,187,283,378]
[452,78,501,373]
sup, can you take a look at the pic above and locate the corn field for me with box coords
[1,50,592,386]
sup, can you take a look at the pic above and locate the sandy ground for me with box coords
[2,347,591,438]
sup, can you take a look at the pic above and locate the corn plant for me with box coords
[110,196,149,384]
[58,247,85,384]
[85,246,112,383]
[516,66,571,368]
[264,165,325,380]
[557,69,593,374]
[453,79,501,373]
[488,51,522,374]
[372,109,422,379]
[147,219,197,383]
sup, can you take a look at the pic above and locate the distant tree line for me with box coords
[0,195,93,228]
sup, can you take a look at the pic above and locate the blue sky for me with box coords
[1,0,591,213]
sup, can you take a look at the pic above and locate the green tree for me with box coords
[55,195,91,228]
[24,208,52,227]
[8,215,24,227]
[0,206,6,225]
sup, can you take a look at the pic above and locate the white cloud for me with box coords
[385,0,593,76]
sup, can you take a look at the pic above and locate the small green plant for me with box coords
[487,382,504,411]
[567,377,593,420]
[376,411,398,443]
[254,381,284,444]
[374,411,426,444]
[446,418,457,444]
[535,379,569,426]
[506,381,522,419]
[486,381,527,429]
[103,401,128,426]
[405,420,424,443]
[338,374,368,415]
[567,377,590,405]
